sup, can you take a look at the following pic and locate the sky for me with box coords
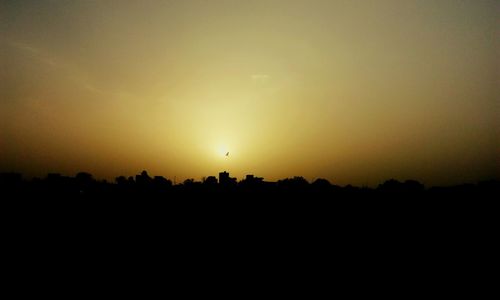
[1,0,498,186]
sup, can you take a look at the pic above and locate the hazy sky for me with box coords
[1,0,498,186]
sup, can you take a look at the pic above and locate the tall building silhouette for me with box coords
[219,171,236,186]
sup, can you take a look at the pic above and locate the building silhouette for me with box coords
[219,171,236,186]
[245,174,263,183]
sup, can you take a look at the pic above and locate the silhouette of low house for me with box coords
[240,174,264,186]
[245,175,263,183]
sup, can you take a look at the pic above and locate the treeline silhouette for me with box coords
[1,170,498,200]
[2,170,495,250]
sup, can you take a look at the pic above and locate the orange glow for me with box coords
[1,1,498,186]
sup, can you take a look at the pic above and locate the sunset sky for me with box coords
[1,0,498,186]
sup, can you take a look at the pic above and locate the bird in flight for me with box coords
[226,152,229,157]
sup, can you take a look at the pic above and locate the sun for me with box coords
[216,145,230,158]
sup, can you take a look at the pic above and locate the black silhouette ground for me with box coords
[2,170,498,201]
[2,169,494,280]
[2,170,497,211]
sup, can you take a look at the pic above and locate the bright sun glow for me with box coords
[216,145,229,158]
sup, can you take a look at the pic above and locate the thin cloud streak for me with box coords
[7,40,137,100]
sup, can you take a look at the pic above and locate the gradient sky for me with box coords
[1,0,498,186]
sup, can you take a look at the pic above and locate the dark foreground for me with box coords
[2,171,497,221]
[2,171,496,288]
